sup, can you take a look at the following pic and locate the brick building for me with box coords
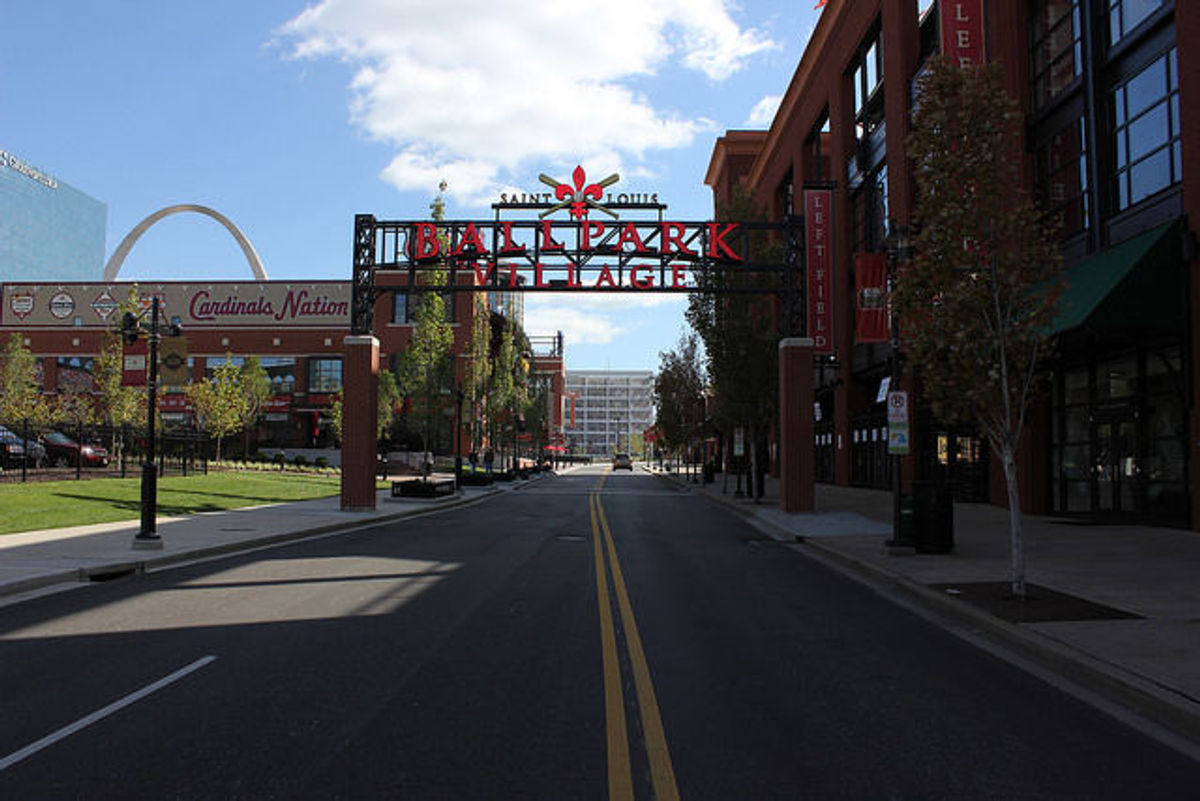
[707,0,1199,527]
[0,277,566,457]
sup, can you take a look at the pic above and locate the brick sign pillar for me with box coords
[340,335,380,511]
[779,337,815,513]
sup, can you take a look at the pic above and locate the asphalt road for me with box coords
[1,466,1198,799]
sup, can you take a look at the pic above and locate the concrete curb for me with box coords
[661,470,1200,750]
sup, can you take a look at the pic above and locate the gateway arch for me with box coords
[103,203,268,282]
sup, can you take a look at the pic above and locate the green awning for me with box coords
[1049,222,1180,335]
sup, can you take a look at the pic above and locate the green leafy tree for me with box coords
[329,368,400,447]
[186,354,248,460]
[686,186,780,491]
[898,57,1063,598]
[94,333,145,434]
[238,357,272,457]
[377,368,402,439]
[0,333,49,424]
[462,296,494,453]
[396,184,456,461]
[654,333,706,466]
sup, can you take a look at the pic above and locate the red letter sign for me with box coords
[941,0,985,68]
[805,190,834,354]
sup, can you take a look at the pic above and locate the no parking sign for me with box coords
[887,391,909,455]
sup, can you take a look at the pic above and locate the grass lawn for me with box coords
[0,471,355,536]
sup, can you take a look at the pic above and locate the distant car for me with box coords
[612,453,633,471]
[42,431,110,468]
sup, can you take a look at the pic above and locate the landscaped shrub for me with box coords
[293,455,309,467]
[315,457,329,469]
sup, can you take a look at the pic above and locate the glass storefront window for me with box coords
[308,358,343,393]
[1108,0,1164,45]
[259,357,297,395]
[1097,355,1136,401]
[1031,0,1082,109]
[1111,48,1179,211]
[1064,366,1089,405]
[1036,117,1090,236]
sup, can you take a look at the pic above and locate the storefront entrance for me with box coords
[1051,346,1188,524]
[1093,413,1137,514]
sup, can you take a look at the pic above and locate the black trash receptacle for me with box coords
[912,481,954,554]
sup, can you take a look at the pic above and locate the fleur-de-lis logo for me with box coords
[539,166,620,219]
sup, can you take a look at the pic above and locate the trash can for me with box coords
[912,481,954,554]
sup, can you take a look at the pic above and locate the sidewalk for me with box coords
[654,466,1200,749]
[0,472,547,600]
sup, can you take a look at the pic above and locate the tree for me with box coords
[654,333,706,466]
[462,296,494,453]
[93,333,145,434]
[0,333,50,424]
[329,369,399,446]
[686,186,780,494]
[238,357,272,457]
[186,354,247,460]
[396,183,455,462]
[898,57,1063,598]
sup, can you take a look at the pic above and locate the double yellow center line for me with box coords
[590,471,679,801]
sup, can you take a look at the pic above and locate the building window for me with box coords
[1031,0,1082,109]
[852,164,888,254]
[1108,0,1165,45]
[204,355,244,378]
[308,358,343,393]
[259,356,297,395]
[1111,48,1179,211]
[1036,117,1091,236]
[55,356,95,393]
[393,290,455,324]
[851,28,884,142]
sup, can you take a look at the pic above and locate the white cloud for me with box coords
[279,0,774,204]
[746,94,781,127]
[524,293,683,345]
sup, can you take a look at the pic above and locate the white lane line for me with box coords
[0,655,218,772]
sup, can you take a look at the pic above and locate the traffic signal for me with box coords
[121,312,140,345]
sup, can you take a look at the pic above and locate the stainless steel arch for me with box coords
[103,204,268,282]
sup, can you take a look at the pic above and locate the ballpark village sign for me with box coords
[341,167,819,515]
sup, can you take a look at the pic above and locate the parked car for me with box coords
[42,431,110,468]
[612,453,633,471]
[0,431,26,469]
[0,425,45,468]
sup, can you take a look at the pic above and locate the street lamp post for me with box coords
[454,387,464,489]
[885,225,912,548]
[127,298,181,550]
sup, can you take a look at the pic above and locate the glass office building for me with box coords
[0,149,106,282]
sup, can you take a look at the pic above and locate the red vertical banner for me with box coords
[940,0,985,68]
[855,253,889,344]
[122,339,148,387]
[804,189,833,353]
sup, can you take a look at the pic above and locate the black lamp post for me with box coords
[885,225,912,548]
[454,387,464,489]
[126,298,182,550]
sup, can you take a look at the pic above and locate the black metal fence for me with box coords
[0,419,210,483]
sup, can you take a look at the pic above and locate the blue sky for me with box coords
[2,0,821,371]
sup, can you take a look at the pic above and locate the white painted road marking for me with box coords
[0,655,218,772]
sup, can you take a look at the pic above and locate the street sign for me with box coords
[887,390,908,424]
[733,427,745,457]
[888,424,910,455]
